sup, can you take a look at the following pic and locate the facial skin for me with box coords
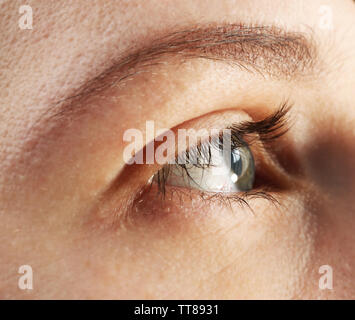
[0,0,354,299]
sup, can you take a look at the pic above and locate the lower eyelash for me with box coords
[136,181,280,219]
[201,188,280,213]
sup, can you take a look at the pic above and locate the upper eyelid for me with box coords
[167,101,291,167]
[185,101,291,152]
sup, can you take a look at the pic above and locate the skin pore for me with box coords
[0,0,354,299]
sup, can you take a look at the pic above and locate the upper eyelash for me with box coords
[229,101,291,144]
[154,101,291,197]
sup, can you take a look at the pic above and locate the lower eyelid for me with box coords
[129,178,281,223]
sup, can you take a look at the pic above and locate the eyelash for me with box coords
[142,102,291,211]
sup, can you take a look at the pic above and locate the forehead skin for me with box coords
[0,0,354,299]
[0,0,354,142]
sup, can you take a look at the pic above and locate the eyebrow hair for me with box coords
[50,24,317,119]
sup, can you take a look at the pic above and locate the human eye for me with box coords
[155,134,255,194]
[131,102,291,218]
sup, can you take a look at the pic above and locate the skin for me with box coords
[0,0,354,299]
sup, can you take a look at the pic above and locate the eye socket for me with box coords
[153,136,255,193]
[120,102,292,221]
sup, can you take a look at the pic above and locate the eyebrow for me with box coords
[51,24,317,119]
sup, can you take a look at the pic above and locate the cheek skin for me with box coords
[74,188,317,299]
